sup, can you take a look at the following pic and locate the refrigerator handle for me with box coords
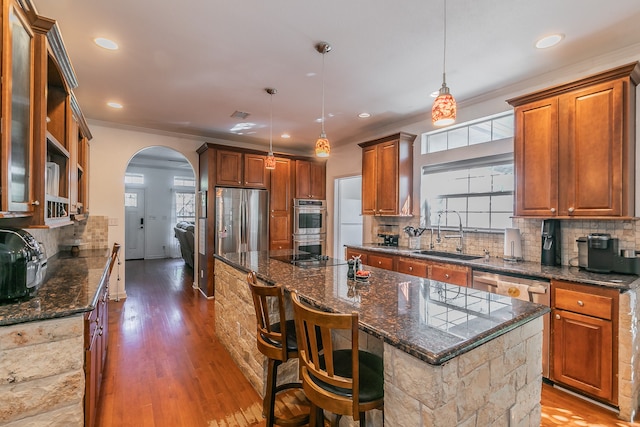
[240,193,247,251]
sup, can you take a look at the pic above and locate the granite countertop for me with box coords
[0,249,111,326]
[347,244,640,291]
[215,251,549,365]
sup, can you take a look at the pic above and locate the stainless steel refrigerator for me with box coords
[215,187,269,255]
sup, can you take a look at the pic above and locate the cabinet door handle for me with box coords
[577,300,584,307]
[550,208,556,213]
[31,200,40,206]
[408,266,413,271]
[568,207,575,213]
[555,314,561,320]
[378,261,382,265]
[445,273,450,279]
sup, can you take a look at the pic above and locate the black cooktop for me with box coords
[270,253,347,268]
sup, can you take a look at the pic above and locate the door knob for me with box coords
[555,314,561,320]
[577,300,584,307]
[568,207,575,213]
[550,208,556,213]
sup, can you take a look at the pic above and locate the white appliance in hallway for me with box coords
[215,187,269,254]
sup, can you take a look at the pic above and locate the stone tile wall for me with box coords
[369,216,639,266]
[618,289,640,421]
[0,315,85,426]
[214,260,299,397]
[384,316,543,427]
[26,215,110,258]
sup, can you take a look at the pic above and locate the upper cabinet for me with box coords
[1,0,35,214]
[508,63,639,218]
[359,132,415,216]
[295,160,325,199]
[216,149,269,188]
[0,1,91,225]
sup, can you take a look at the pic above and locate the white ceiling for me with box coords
[32,0,640,156]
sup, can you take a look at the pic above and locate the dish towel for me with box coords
[496,280,530,301]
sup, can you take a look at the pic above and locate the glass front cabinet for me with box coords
[0,0,91,224]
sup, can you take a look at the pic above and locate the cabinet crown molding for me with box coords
[507,61,640,107]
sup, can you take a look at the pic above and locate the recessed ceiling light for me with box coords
[358,112,371,118]
[107,101,123,109]
[535,34,564,49]
[94,37,119,50]
[281,133,291,139]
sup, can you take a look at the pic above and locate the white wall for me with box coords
[89,124,202,298]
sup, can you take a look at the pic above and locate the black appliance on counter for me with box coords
[0,228,47,301]
[377,224,399,247]
[580,233,640,274]
[541,219,561,266]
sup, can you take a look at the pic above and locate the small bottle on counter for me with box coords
[347,260,355,279]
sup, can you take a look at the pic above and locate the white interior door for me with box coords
[334,176,363,260]
[125,188,146,260]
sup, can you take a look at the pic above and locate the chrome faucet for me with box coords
[437,210,464,253]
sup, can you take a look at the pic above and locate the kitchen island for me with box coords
[0,249,111,426]
[214,251,549,426]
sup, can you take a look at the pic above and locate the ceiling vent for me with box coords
[231,110,250,120]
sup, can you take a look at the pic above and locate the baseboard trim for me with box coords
[552,384,619,414]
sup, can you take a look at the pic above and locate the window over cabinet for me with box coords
[421,155,514,232]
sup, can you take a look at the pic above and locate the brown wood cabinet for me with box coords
[269,157,292,250]
[551,280,618,405]
[84,271,109,427]
[295,160,326,199]
[396,257,429,277]
[345,247,369,264]
[0,2,91,224]
[359,132,415,216]
[427,261,471,287]
[344,247,470,286]
[216,150,269,188]
[508,63,639,218]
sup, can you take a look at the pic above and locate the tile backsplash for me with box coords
[367,216,639,266]
[26,215,109,258]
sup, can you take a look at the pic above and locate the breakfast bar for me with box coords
[214,251,549,426]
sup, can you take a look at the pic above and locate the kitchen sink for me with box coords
[414,250,483,261]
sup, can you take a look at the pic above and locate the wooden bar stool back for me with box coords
[246,271,309,427]
[291,291,384,426]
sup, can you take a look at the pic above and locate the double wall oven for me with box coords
[293,199,326,255]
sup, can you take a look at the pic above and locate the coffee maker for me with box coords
[541,219,561,266]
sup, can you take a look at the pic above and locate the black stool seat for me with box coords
[291,291,385,426]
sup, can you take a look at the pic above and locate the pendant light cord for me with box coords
[321,51,326,135]
[269,91,273,152]
[442,0,448,85]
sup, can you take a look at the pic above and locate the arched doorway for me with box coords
[124,146,195,264]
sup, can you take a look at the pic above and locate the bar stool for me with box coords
[246,271,309,427]
[291,290,384,426]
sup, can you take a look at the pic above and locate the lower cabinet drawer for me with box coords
[429,263,469,287]
[397,258,428,277]
[368,254,395,271]
[554,287,613,320]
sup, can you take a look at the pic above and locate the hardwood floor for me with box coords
[97,258,637,427]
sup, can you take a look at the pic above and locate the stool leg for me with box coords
[264,358,280,427]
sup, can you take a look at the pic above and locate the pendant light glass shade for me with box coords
[432,0,456,127]
[432,78,457,126]
[315,133,330,157]
[315,42,331,158]
[265,152,276,169]
[265,88,277,170]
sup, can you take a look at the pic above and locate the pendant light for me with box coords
[432,0,457,127]
[265,88,277,170]
[315,42,332,158]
